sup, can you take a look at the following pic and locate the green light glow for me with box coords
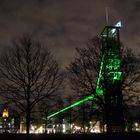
[47,95,95,119]
[105,51,122,81]
[108,72,122,80]
[95,54,104,95]
[96,26,122,95]
[47,25,122,120]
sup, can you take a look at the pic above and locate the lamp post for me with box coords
[2,105,9,133]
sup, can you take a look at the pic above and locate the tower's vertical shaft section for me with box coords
[99,23,125,132]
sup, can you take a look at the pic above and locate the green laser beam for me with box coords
[47,95,95,119]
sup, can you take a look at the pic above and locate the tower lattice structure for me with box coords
[96,24,125,132]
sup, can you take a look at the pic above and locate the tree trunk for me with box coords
[45,113,48,133]
[26,100,30,135]
[82,103,85,133]
[26,88,31,135]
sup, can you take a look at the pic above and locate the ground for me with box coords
[0,132,140,140]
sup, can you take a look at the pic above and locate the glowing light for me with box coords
[34,126,43,134]
[90,121,101,133]
[74,125,81,130]
[135,122,138,127]
[96,54,104,95]
[47,95,95,119]
[62,124,66,133]
[2,106,9,119]
[111,21,122,34]
[115,21,122,27]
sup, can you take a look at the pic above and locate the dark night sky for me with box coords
[0,0,140,67]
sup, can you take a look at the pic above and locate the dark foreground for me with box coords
[0,132,140,140]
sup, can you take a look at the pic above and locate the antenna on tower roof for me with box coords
[105,7,109,26]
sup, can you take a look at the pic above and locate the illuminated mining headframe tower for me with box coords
[47,21,125,132]
[96,21,125,131]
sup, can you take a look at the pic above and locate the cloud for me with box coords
[0,0,139,66]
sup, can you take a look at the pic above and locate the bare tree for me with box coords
[67,36,140,131]
[67,37,103,106]
[67,37,105,132]
[121,48,140,105]
[0,35,63,134]
[39,98,59,133]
